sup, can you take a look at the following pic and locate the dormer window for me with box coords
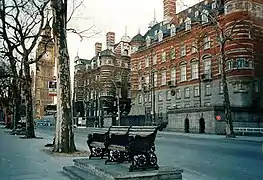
[179,18,183,24]
[202,9,209,24]
[212,2,217,9]
[158,30,163,42]
[195,10,199,17]
[185,17,191,31]
[146,36,151,46]
[170,25,176,37]
[188,9,192,13]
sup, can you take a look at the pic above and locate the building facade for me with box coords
[130,0,263,133]
[34,23,55,119]
[73,31,132,125]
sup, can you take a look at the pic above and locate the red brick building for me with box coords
[130,0,263,133]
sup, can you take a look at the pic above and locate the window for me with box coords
[161,71,166,86]
[248,60,254,69]
[204,59,211,74]
[202,9,209,24]
[154,72,158,87]
[170,24,176,36]
[192,41,197,53]
[204,36,211,49]
[158,30,163,42]
[153,54,157,65]
[237,58,245,68]
[158,92,163,101]
[138,61,141,70]
[144,94,147,103]
[212,2,216,9]
[171,68,176,82]
[185,17,191,30]
[145,75,150,84]
[158,106,163,118]
[180,45,186,57]
[254,81,259,93]
[219,82,223,94]
[146,36,151,46]
[138,94,142,104]
[195,10,199,17]
[180,65,187,81]
[161,51,166,62]
[184,87,190,98]
[166,90,171,100]
[194,86,200,97]
[170,47,176,60]
[191,63,199,79]
[148,93,151,102]
[176,89,181,99]
[145,57,149,67]
[205,83,212,95]
[226,60,233,70]
[138,78,142,90]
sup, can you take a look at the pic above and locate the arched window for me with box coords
[123,49,128,56]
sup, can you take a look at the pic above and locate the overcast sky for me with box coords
[67,0,199,61]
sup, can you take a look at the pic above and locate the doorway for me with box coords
[199,118,205,133]
[184,118,190,133]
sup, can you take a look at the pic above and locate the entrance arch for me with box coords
[199,118,205,133]
[184,118,190,133]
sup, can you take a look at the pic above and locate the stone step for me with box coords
[72,158,183,180]
[63,166,99,180]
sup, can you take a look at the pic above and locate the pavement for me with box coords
[0,126,74,180]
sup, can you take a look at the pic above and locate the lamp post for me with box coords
[111,79,120,126]
[151,69,156,125]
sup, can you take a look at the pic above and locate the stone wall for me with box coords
[167,106,263,134]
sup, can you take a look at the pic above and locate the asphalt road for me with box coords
[36,127,263,180]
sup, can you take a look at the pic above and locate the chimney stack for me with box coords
[163,0,176,22]
[106,32,115,49]
[95,42,102,55]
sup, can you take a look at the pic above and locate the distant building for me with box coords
[130,0,263,133]
[34,22,55,119]
[73,31,132,123]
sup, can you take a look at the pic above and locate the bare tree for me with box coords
[0,0,50,138]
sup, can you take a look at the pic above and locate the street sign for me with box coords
[48,80,57,96]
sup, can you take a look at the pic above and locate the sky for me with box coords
[66,0,200,88]
[67,0,200,61]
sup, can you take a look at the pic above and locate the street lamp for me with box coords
[151,69,157,125]
[110,79,121,126]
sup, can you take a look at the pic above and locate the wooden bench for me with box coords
[105,122,168,172]
[86,126,131,159]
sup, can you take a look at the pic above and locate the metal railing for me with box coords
[234,127,263,135]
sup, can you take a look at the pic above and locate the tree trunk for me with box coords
[220,39,235,138]
[24,62,36,138]
[51,0,76,153]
